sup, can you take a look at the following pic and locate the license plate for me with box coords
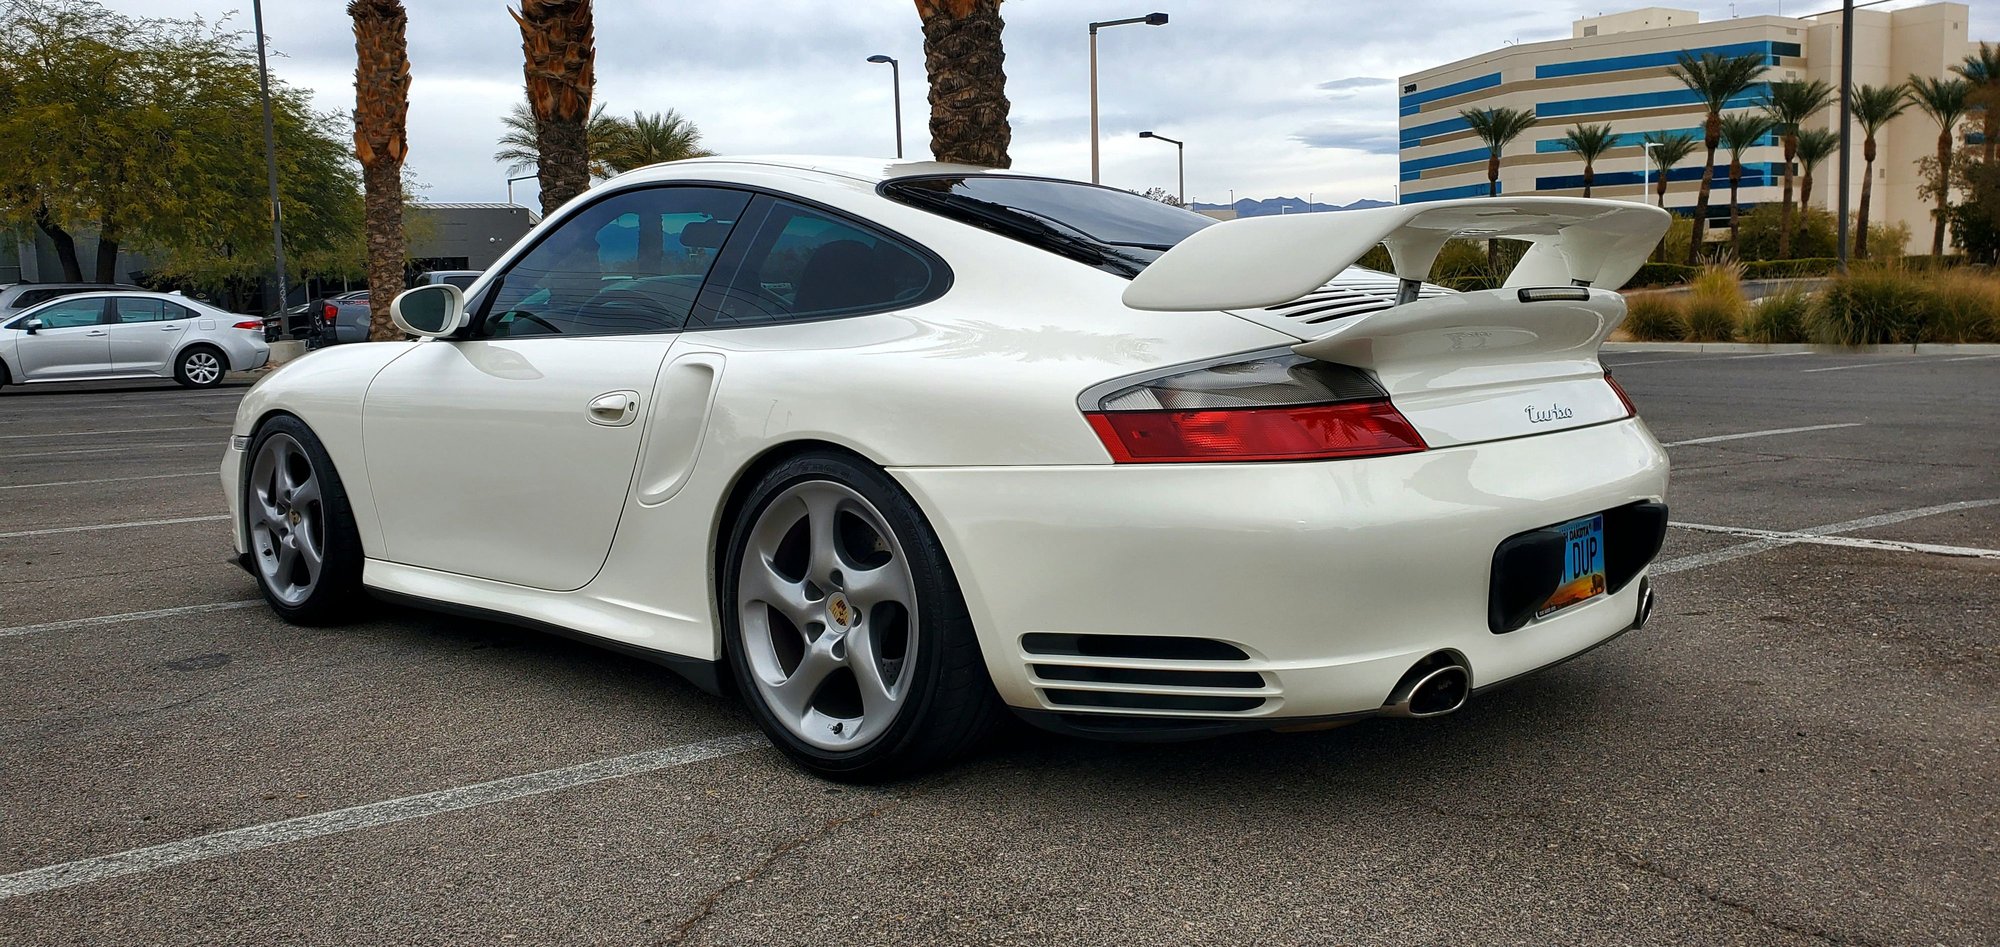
[1536,514,1607,618]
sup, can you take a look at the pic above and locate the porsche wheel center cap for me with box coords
[826,593,854,629]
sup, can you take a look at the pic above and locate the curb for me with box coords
[268,340,309,365]
[1603,342,2000,355]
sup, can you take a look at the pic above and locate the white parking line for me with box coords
[1662,422,1861,447]
[1605,352,1803,368]
[1654,498,2000,575]
[4,442,214,460]
[0,425,225,439]
[0,471,211,491]
[0,515,229,540]
[1801,361,1904,373]
[1940,354,2000,363]
[1671,522,2000,560]
[0,600,262,639]
[0,732,771,901]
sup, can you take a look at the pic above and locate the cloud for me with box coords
[1317,77,1389,91]
[1292,122,1402,155]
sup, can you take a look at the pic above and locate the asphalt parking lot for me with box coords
[1,351,1996,946]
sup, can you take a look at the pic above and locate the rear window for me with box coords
[881,175,1213,277]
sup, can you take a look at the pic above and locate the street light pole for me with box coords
[1088,13,1168,184]
[506,173,537,206]
[867,55,903,159]
[1835,0,1855,271]
[1138,131,1184,205]
[251,0,288,313]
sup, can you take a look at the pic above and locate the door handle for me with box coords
[161,325,180,331]
[587,391,639,426]
[85,329,107,336]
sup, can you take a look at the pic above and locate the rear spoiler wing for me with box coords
[1123,197,1673,312]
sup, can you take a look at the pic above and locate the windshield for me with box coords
[881,175,1214,278]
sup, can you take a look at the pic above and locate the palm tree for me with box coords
[1719,112,1775,254]
[1850,83,1911,260]
[1759,79,1835,258]
[1558,123,1617,197]
[1951,42,1998,166]
[601,109,714,173]
[1794,127,1839,229]
[495,100,625,180]
[1669,51,1768,264]
[1643,130,1699,207]
[913,0,1011,167]
[1905,75,1971,258]
[511,0,595,215]
[348,0,410,342]
[1462,106,1539,268]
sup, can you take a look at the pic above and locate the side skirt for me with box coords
[365,587,727,697]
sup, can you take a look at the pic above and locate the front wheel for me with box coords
[721,452,1000,781]
[244,416,365,624]
[175,346,226,388]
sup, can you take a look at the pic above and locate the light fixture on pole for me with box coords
[506,173,537,206]
[251,0,288,314]
[1089,12,1168,184]
[1137,131,1184,206]
[866,54,903,159]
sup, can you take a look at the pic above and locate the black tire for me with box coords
[174,345,227,388]
[720,451,1002,782]
[243,415,367,625]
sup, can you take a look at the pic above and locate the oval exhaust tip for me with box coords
[1403,665,1470,717]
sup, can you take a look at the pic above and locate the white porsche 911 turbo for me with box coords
[222,156,1672,779]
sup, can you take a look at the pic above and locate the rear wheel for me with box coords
[175,345,226,388]
[244,416,365,624]
[721,452,1000,781]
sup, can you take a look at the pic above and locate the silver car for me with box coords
[0,291,270,389]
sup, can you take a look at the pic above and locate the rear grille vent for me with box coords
[1260,276,1455,326]
[1021,633,1249,662]
[1023,634,1273,715]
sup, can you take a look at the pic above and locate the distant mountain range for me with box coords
[1190,197,1395,217]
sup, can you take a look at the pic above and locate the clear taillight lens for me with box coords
[1082,352,1428,463]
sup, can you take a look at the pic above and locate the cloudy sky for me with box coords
[101,0,1993,208]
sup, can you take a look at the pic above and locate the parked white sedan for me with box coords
[0,291,269,389]
[222,156,1672,780]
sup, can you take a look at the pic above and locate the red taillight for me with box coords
[1087,401,1427,463]
[1604,373,1637,417]
[1082,351,1429,463]
[233,320,264,331]
[322,304,338,323]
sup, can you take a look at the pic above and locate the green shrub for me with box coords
[1922,269,2000,342]
[1682,263,1746,342]
[1629,262,1698,287]
[1743,258,1841,280]
[1622,293,1687,341]
[1808,265,1927,344]
[1745,287,1812,343]
[1734,205,1838,260]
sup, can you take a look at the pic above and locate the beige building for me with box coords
[1396,3,1985,255]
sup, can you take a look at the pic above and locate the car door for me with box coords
[362,184,753,591]
[104,297,191,374]
[11,297,111,380]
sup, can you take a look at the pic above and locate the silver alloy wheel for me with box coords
[248,433,326,606]
[738,481,919,752]
[183,350,222,385]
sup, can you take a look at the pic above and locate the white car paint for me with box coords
[222,156,1670,737]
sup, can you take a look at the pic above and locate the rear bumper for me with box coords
[892,417,1669,733]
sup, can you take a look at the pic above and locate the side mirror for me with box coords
[23,318,43,335]
[390,284,467,338]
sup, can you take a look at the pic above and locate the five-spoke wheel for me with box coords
[723,453,999,780]
[242,416,362,624]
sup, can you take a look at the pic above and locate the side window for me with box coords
[165,303,198,321]
[113,298,169,323]
[705,201,938,328]
[18,289,65,307]
[30,298,106,329]
[480,186,750,338]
